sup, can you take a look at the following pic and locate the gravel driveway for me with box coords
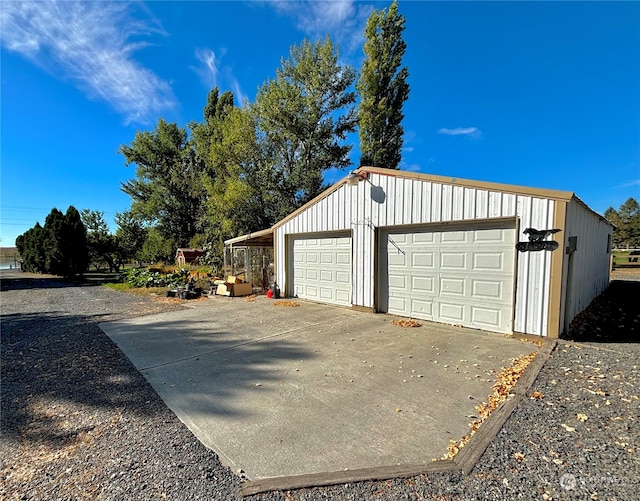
[1,273,639,500]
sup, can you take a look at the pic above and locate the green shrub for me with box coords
[120,267,190,288]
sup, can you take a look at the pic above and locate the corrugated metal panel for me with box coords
[562,198,613,333]
[275,172,560,335]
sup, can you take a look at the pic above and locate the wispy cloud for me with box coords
[193,48,220,89]
[0,1,176,125]
[616,178,640,189]
[267,0,372,53]
[192,47,247,106]
[438,127,482,138]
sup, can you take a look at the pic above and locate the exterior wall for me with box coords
[275,171,564,336]
[560,198,613,333]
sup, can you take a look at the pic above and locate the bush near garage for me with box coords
[121,267,191,288]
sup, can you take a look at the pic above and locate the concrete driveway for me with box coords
[100,295,536,481]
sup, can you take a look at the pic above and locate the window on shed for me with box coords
[607,234,612,254]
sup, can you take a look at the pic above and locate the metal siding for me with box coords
[464,187,476,219]
[441,184,453,221]
[453,186,465,220]
[431,183,442,222]
[422,182,432,222]
[562,199,612,332]
[412,180,423,223]
[476,190,488,219]
[275,173,558,334]
[512,197,555,336]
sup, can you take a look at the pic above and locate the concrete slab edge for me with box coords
[240,460,458,497]
[453,339,557,474]
[239,339,557,498]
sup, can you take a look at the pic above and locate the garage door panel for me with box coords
[441,230,466,243]
[412,232,435,244]
[388,274,406,289]
[472,280,503,300]
[388,296,408,314]
[336,252,350,265]
[412,275,435,294]
[471,307,502,328]
[412,252,435,267]
[473,252,504,271]
[440,252,466,270]
[388,251,406,266]
[411,298,434,318]
[335,271,350,284]
[335,290,351,303]
[439,302,465,323]
[320,253,333,264]
[440,277,465,296]
[380,223,515,333]
[473,228,506,242]
[290,234,352,307]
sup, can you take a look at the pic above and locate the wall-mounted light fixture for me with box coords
[346,170,369,186]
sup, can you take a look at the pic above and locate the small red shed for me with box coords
[175,248,205,266]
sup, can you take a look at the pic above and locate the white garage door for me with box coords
[290,233,352,306]
[379,222,516,333]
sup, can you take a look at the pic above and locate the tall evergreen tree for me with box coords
[357,0,410,169]
[16,223,46,273]
[17,206,88,276]
[43,208,66,275]
[606,197,640,248]
[63,206,89,276]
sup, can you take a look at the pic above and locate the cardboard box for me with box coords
[215,281,253,297]
[231,282,252,296]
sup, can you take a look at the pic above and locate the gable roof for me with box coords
[175,248,205,260]
[273,166,576,230]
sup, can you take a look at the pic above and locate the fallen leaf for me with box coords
[514,452,525,461]
[561,423,576,432]
[273,300,300,307]
[530,391,545,400]
[577,413,588,422]
[391,319,422,328]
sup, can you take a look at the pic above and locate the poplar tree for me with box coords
[357,0,410,169]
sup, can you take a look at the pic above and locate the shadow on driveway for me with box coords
[100,296,538,480]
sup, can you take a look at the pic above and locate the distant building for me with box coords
[175,248,205,267]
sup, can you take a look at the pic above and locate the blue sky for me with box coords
[1,1,639,246]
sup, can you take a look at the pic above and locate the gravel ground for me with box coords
[1,274,639,500]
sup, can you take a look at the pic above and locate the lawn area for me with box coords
[103,282,171,297]
[612,249,640,269]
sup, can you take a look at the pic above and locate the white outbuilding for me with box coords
[269,167,613,338]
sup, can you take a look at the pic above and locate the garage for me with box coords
[378,221,516,333]
[270,167,613,338]
[289,233,352,306]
